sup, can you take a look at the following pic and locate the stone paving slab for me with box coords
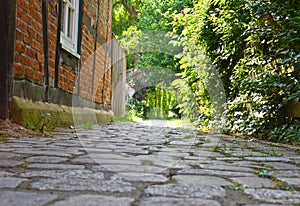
[172,175,233,187]
[194,163,256,173]
[20,169,105,179]
[112,173,169,183]
[266,161,300,170]
[177,168,256,177]
[31,178,134,193]
[0,160,24,167]
[52,195,134,206]
[25,156,68,163]
[27,163,85,170]
[139,197,221,206]
[276,177,300,188]
[230,176,277,188]
[0,121,299,205]
[144,184,227,198]
[244,189,300,204]
[0,191,57,206]
[0,177,27,189]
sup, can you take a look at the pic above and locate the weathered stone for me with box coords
[31,178,134,193]
[225,161,271,170]
[0,160,24,167]
[7,138,48,143]
[243,157,291,162]
[52,142,83,147]
[169,140,197,146]
[0,152,20,158]
[269,170,300,178]
[21,169,104,180]
[145,184,226,198]
[230,177,277,188]
[197,163,256,173]
[230,151,264,157]
[277,177,300,188]
[0,171,15,177]
[14,150,72,157]
[90,157,142,165]
[112,173,168,183]
[52,195,134,206]
[70,157,97,164]
[173,175,233,187]
[266,162,300,170]
[0,191,57,206]
[92,164,168,174]
[156,151,190,159]
[81,148,113,153]
[25,156,68,163]
[0,177,27,188]
[27,163,85,170]
[184,150,222,159]
[113,147,150,155]
[133,155,176,167]
[244,189,300,204]
[177,169,255,177]
[86,153,129,159]
[246,205,283,206]
[215,157,244,161]
[140,197,221,206]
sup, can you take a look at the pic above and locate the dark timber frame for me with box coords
[0,1,17,119]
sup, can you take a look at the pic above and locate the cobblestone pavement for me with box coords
[0,121,300,206]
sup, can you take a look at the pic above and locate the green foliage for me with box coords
[223,0,300,139]
[114,0,300,143]
[171,78,211,126]
[81,123,92,129]
[112,4,135,36]
[126,67,177,119]
[145,85,177,119]
[171,0,300,142]
[267,120,300,143]
[26,113,53,133]
[257,169,272,177]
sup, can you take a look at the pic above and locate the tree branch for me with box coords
[120,0,138,20]
[113,1,121,8]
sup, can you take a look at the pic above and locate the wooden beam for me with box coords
[0,1,16,119]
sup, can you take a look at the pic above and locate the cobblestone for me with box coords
[139,197,221,206]
[0,177,27,189]
[0,191,57,206]
[0,121,299,205]
[52,195,134,206]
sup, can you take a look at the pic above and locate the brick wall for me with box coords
[14,0,113,107]
[15,0,44,84]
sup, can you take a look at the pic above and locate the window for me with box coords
[61,0,80,58]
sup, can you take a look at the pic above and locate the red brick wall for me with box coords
[80,0,112,105]
[15,0,44,84]
[14,0,112,106]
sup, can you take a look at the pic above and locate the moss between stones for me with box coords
[11,96,113,129]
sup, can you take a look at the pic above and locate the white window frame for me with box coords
[60,0,80,58]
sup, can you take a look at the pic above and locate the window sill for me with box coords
[61,43,81,59]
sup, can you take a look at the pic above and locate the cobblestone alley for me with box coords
[0,121,299,205]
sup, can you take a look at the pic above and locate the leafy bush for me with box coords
[172,0,300,142]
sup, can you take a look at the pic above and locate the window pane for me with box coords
[67,7,73,38]
[60,0,79,53]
